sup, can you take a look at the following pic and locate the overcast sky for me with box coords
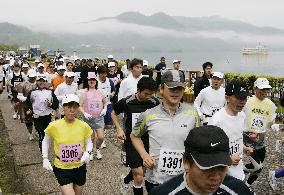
[1,0,283,29]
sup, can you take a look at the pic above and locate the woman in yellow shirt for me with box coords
[42,94,93,195]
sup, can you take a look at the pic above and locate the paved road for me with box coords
[1,91,284,194]
[0,93,129,194]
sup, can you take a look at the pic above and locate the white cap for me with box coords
[143,60,148,66]
[22,63,29,68]
[107,54,114,59]
[34,59,40,63]
[212,72,224,79]
[108,62,116,67]
[57,65,66,70]
[64,71,76,77]
[173,59,181,64]
[27,69,37,77]
[62,94,80,105]
[37,63,44,68]
[5,56,10,60]
[254,78,272,89]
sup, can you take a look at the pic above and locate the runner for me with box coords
[118,58,143,101]
[112,77,159,195]
[0,56,5,94]
[16,69,37,140]
[79,72,107,160]
[26,75,59,152]
[193,62,213,97]
[51,65,66,90]
[54,71,78,118]
[194,72,226,125]
[172,60,185,82]
[155,57,166,88]
[242,78,276,186]
[42,94,93,195]
[97,65,115,130]
[141,60,153,78]
[107,61,123,104]
[7,62,25,119]
[149,125,254,195]
[131,70,199,192]
[209,79,253,181]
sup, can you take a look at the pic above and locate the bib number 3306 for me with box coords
[158,148,184,175]
[59,143,82,163]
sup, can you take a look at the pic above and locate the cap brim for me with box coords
[165,82,186,88]
[191,151,231,170]
[257,85,272,89]
[234,92,250,99]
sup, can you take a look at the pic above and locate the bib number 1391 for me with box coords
[158,148,184,175]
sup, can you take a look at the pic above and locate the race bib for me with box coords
[132,113,141,129]
[251,115,266,133]
[229,137,243,156]
[88,101,100,112]
[158,148,184,175]
[59,143,82,163]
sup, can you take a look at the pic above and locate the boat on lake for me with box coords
[242,43,268,55]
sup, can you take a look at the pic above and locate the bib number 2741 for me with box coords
[158,148,184,175]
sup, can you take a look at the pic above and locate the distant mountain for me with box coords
[96,11,284,35]
[1,12,284,53]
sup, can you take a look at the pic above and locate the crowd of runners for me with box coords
[0,53,283,195]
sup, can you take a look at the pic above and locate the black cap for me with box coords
[184,125,231,170]
[161,70,185,88]
[225,79,250,100]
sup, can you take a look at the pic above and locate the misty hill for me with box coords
[1,12,284,53]
[97,11,284,35]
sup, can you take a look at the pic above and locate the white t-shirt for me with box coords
[118,73,143,101]
[194,86,226,123]
[209,107,246,181]
[54,82,78,114]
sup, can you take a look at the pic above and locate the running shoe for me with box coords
[96,149,102,160]
[275,140,282,153]
[268,170,278,190]
[120,174,129,195]
[12,112,18,120]
[17,113,21,120]
[100,141,106,149]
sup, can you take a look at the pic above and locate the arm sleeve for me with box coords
[271,103,277,122]
[118,80,126,101]
[42,134,51,158]
[54,86,63,102]
[193,90,204,116]
[84,137,93,153]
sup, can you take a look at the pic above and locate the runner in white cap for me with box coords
[194,72,226,125]
[79,72,107,160]
[54,71,78,118]
[42,94,93,195]
[26,75,59,152]
[242,78,276,186]
[16,69,37,140]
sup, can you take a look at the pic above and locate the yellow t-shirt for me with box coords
[45,118,93,169]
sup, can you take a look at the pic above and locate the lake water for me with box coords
[72,51,284,77]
